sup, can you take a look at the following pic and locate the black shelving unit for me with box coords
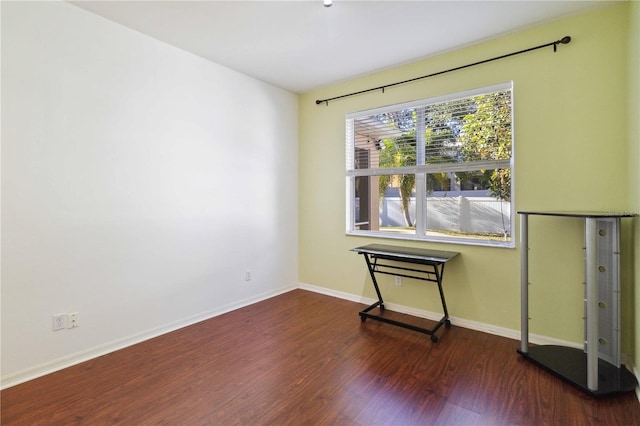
[517,211,638,397]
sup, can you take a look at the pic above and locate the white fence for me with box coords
[380,196,511,235]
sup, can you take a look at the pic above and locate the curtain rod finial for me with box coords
[553,36,571,52]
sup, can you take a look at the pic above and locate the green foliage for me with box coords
[427,172,450,193]
[378,136,416,226]
[375,91,512,228]
[458,92,512,200]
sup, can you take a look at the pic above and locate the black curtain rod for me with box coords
[315,36,571,106]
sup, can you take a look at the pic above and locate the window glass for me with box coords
[346,83,514,247]
[425,169,511,242]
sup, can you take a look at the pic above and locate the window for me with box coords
[346,82,514,247]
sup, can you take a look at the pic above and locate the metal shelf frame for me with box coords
[351,244,459,342]
[517,211,638,397]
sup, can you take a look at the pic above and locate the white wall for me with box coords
[1,1,298,387]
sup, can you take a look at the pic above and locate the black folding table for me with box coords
[351,244,459,342]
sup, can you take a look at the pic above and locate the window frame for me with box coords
[345,82,515,248]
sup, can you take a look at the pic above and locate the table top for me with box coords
[351,244,459,263]
[517,210,638,218]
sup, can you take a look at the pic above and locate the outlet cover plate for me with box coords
[53,313,67,331]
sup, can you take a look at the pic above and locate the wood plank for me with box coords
[2,289,639,425]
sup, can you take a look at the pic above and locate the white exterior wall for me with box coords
[1,1,298,387]
[380,197,511,235]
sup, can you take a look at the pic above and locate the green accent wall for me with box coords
[629,0,640,374]
[299,3,636,351]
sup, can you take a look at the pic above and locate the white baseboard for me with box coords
[299,282,640,397]
[1,284,298,390]
[298,282,580,349]
[6,281,638,400]
[298,283,640,402]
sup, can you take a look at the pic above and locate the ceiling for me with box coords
[69,1,614,94]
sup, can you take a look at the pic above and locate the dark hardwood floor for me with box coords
[2,289,640,425]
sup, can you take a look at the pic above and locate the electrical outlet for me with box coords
[53,313,67,331]
[67,312,79,329]
[395,276,402,286]
[245,270,251,281]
